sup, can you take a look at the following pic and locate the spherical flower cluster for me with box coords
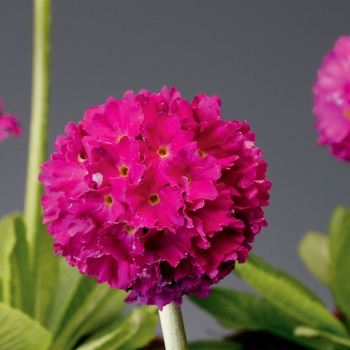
[39,86,271,309]
[0,100,22,142]
[313,35,350,161]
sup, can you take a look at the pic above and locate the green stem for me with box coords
[24,0,51,253]
[159,302,189,350]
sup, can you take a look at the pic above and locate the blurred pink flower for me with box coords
[0,100,22,141]
[39,86,271,310]
[313,35,350,161]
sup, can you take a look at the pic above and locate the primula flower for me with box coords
[313,35,350,161]
[0,100,22,141]
[39,86,271,310]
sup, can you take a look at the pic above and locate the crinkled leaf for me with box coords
[328,206,350,329]
[188,340,242,350]
[295,326,350,349]
[235,253,348,337]
[298,230,329,285]
[0,302,51,350]
[32,224,59,327]
[0,214,18,304]
[76,306,158,350]
[191,288,333,350]
[51,273,127,350]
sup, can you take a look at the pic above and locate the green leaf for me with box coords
[114,306,157,350]
[189,340,242,350]
[0,302,51,350]
[235,253,348,337]
[191,288,333,350]
[238,253,325,305]
[32,224,59,327]
[191,288,261,330]
[47,256,127,334]
[46,256,81,331]
[47,256,126,333]
[328,206,350,328]
[87,285,128,334]
[295,326,350,348]
[51,273,127,350]
[76,306,158,350]
[298,230,330,285]
[9,215,34,316]
[0,214,18,304]
[0,213,59,325]
[329,206,348,260]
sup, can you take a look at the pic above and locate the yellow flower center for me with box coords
[117,134,126,142]
[77,154,86,162]
[344,109,350,120]
[118,164,129,177]
[198,149,206,158]
[157,145,169,157]
[159,229,167,236]
[123,224,136,234]
[148,193,160,206]
[104,195,113,206]
[184,174,192,185]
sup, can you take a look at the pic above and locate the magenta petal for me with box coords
[0,115,22,141]
[51,162,88,196]
[157,228,194,267]
[104,99,143,138]
[187,179,218,201]
[210,228,245,255]
[98,225,143,260]
[192,93,221,124]
[0,100,22,142]
[157,186,184,229]
[161,142,221,201]
[86,255,134,289]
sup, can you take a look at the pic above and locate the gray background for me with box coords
[1,0,350,341]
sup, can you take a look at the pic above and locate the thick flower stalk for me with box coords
[0,100,22,142]
[39,86,271,309]
[313,35,350,161]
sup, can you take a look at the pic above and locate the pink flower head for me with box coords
[0,100,22,141]
[313,35,350,161]
[39,86,271,310]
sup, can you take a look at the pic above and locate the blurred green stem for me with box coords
[24,0,51,255]
[159,302,189,350]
